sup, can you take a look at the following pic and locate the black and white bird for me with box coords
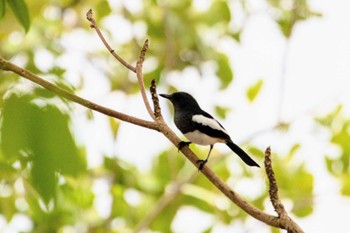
[160,92,260,170]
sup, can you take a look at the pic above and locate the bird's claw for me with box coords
[196,159,207,171]
[178,141,191,151]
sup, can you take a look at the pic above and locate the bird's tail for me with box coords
[226,141,260,167]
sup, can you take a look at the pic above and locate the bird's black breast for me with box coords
[174,110,194,134]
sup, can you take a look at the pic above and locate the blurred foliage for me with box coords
[1,0,30,32]
[246,79,264,102]
[266,0,322,37]
[271,144,314,217]
[0,0,332,232]
[1,93,86,202]
[316,105,350,196]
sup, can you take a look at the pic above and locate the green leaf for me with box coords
[203,1,230,25]
[152,151,176,187]
[61,180,94,209]
[109,118,120,141]
[291,167,314,217]
[203,227,213,233]
[315,105,342,127]
[0,0,6,19]
[29,104,83,202]
[270,145,314,218]
[96,0,111,18]
[216,54,233,89]
[246,79,264,102]
[325,156,335,174]
[287,143,301,160]
[0,196,16,221]
[111,185,129,217]
[36,105,85,176]
[214,105,230,119]
[341,175,350,196]
[1,94,33,162]
[1,94,84,203]
[277,17,294,38]
[230,31,241,42]
[48,66,66,77]
[247,146,265,159]
[31,155,57,203]
[7,0,30,32]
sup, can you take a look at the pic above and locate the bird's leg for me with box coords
[197,145,213,170]
[178,141,192,151]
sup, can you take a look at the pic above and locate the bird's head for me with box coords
[159,92,201,110]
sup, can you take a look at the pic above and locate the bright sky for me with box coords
[2,0,350,232]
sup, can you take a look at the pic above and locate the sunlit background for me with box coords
[1,0,350,232]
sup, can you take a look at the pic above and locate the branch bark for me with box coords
[0,9,305,232]
[0,56,156,130]
[86,9,136,73]
[136,39,155,120]
[87,9,154,120]
[264,147,304,233]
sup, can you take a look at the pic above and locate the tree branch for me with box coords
[86,9,136,73]
[136,39,155,120]
[264,147,304,233]
[150,79,162,119]
[0,56,156,131]
[265,146,286,217]
[87,9,154,120]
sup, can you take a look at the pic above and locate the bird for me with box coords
[160,92,260,170]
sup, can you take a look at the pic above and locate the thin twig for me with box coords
[264,146,286,217]
[135,39,155,120]
[150,79,162,119]
[264,147,304,233]
[86,9,136,73]
[86,9,154,120]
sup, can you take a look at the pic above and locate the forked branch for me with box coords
[87,9,154,120]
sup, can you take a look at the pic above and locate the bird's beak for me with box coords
[159,94,171,99]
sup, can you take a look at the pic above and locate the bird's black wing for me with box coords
[191,110,231,141]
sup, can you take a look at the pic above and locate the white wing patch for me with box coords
[192,114,227,134]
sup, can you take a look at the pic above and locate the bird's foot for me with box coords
[178,141,191,152]
[196,159,208,171]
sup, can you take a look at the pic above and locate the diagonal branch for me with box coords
[157,123,280,227]
[0,56,156,130]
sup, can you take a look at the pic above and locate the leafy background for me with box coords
[0,0,350,232]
